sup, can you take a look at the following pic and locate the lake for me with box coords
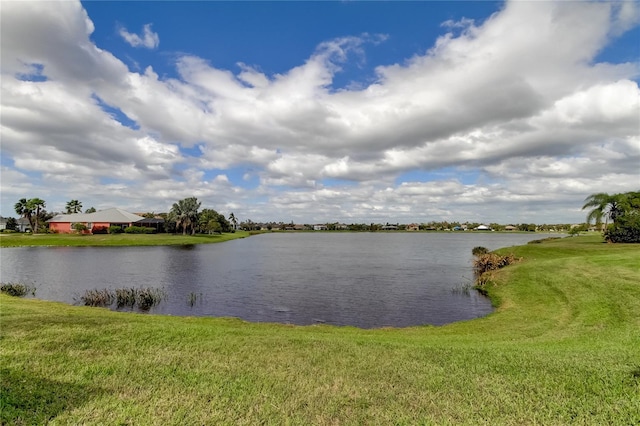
[0,232,556,328]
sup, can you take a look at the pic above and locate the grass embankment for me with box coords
[0,231,250,247]
[1,236,639,424]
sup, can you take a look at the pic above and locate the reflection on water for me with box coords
[0,232,555,328]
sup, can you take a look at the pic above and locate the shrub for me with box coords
[124,226,155,234]
[472,246,489,256]
[605,214,640,243]
[73,223,88,233]
[92,226,108,234]
[0,283,35,297]
[108,226,124,234]
[473,253,519,276]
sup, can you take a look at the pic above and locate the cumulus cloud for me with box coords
[1,0,638,223]
[118,23,159,49]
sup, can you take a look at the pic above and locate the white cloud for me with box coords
[118,24,159,49]
[1,0,638,223]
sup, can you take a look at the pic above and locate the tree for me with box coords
[30,198,46,233]
[85,207,97,213]
[170,197,201,235]
[65,200,83,214]
[228,212,238,230]
[582,192,625,227]
[14,198,35,232]
[6,217,18,231]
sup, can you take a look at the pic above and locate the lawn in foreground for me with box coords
[1,236,639,424]
[0,231,250,247]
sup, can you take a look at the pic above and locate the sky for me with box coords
[1,0,639,225]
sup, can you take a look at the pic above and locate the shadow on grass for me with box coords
[0,368,104,425]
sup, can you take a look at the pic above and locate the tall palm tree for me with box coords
[582,192,623,227]
[30,198,46,233]
[14,198,35,232]
[65,199,83,214]
[228,212,237,230]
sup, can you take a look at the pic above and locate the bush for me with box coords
[473,253,519,276]
[92,226,108,234]
[124,226,155,234]
[108,226,124,234]
[605,214,640,243]
[472,246,489,256]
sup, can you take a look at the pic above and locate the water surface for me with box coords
[0,232,556,328]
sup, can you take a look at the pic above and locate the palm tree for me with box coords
[228,212,237,230]
[170,197,201,235]
[65,200,83,214]
[14,198,35,232]
[582,192,623,228]
[30,198,46,233]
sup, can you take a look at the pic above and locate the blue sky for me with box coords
[1,1,639,224]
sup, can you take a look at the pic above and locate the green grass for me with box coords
[1,236,639,424]
[0,231,250,247]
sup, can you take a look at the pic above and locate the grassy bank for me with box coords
[1,236,639,424]
[0,231,250,247]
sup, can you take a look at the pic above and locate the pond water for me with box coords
[0,232,557,328]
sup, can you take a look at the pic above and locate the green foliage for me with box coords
[471,246,489,256]
[604,213,640,243]
[583,191,640,243]
[108,225,124,234]
[72,223,88,233]
[170,197,201,235]
[5,217,18,231]
[65,199,83,214]
[123,226,155,234]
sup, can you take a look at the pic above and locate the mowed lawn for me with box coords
[1,236,639,425]
[0,231,250,247]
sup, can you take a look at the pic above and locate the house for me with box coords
[16,218,31,233]
[475,225,492,231]
[0,217,7,231]
[406,223,420,231]
[313,224,328,231]
[47,208,145,234]
[381,225,398,231]
[504,225,517,231]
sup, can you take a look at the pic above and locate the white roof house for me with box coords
[48,208,145,224]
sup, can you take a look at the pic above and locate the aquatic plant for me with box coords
[0,283,35,297]
[81,289,114,307]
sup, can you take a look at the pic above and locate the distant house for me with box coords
[47,208,145,234]
[504,225,517,231]
[475,225,491,231]
[381,225,398,231]
[313,224,328,231]
[406,223,420,231]
[16,218,31,233]
[0,217,7,231]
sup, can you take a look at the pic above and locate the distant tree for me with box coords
[85,207,97,213]
[228,212,238,230]
[170,197,201,235]
[583,192,625,227]
[14,198,35,232]
[199,209,229,233]
[206,220,222,234]
[30,198,46,233]
[65,200,83,214]
[6,217,17,231]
